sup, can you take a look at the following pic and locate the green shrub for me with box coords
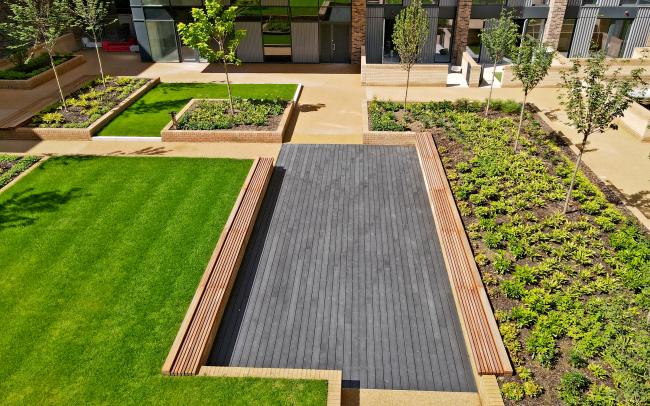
[524,380,543,398]
[558,372,590,405]
[568,349,588,368]
[508,305,538,328]
[501,382,525,401]
[492,251,512,274]
[501,279,526,299]
[178,99,286,130]
[526,329,557,368]
[584,384,617,406]
[0,53,71,80]
[587,363,608,379]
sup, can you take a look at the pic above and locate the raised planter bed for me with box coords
[4,76,159,141]
[0,54,86,90]
[362,100,423,146]
[161,98,295,143]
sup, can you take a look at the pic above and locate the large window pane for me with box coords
[435,18,453,63]
[558,19,576,56]
[262,16,291,61]
[591,19,632,58]
[145,21,179,61]
[467,19,483,62]
[383,18,398,63]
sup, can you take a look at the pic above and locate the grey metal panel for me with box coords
[439,0,457,5]
[569,7,599,57]
[235,22,263,63]
[133,21,152,62]
[597,0,619,6]
[291,22,319,63]
[209,145,476,393]
[420,7,439,63]
[623,8,650,57]
[366,7,384,63]
[567,0,581,5]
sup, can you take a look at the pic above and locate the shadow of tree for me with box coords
[298,103,325,113]
[128,99,191,115]
[622,189,650,219]
[0,187,84,231]
[106,147,171,156]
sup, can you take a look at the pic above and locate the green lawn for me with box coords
[0,156,328,405]
[98,83,297,137]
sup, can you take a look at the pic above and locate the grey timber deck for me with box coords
[207,144,476,392]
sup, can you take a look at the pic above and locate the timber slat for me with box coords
[415,133,512,376]
[163,157,274,376]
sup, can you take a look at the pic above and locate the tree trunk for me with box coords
[514,91,527,152]
[485,59,498,116]
[404,67,411,111]
[93,29,106,87]
[223,62,234,115]
[563,133,589,214]
[48,51,67,111]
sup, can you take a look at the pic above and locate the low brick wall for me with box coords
[2,77,159,141]
[361,51,448,86]
[361,100,422,145]
[0,54,86,90]
[502,52,650,88]
[461,52,482,88]
[618,101,650,142]
[161,99,294,143]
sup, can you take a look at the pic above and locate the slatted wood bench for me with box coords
[162,157,274,376]
[415,133,513,376]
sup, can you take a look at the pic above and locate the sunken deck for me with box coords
[208,144,476,392]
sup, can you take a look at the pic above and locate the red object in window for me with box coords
[101,38,136,52]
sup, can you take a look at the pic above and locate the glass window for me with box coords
[524,19,545,40]
[262,16,291,61]
[145,20,179,61]
[558,19,575,56]
[383,18,398,63]
[435,18,453,63]
[170,0,202,5]
[467,19,483,62]
[591,19,632,58]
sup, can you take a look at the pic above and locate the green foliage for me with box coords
[584,384,617,406]
[559,372,591,405]
[479,9,518,64]
[526,329,557,367]
[392,0,428,70]
[177,99,286,130]
[501,382,525,401]
[524,380,543,398]
[512,36,554,95]
[0,53,71,80]
[0,154,40,188]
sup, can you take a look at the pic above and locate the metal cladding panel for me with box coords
[439,0,457,5]
[420,7,439,63]
[623,8,650,57]
[235,22,264,63]
[479,20,492,63]
[292,22,319,63]
[366,7,384,63]
[569,7,599,57]
[597,0,619,6]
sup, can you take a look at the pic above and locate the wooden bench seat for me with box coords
[162,157,274,376]
[415,133,512,376]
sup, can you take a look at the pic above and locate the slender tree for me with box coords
[392,0,429,110]
[177,0,245,114]
[70,0,115,87]
[1,0,72,109]
[511,36,554,152]
[479,9,518,115]
[560,52,645,214]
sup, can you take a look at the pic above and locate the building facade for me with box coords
[130,0,650,64]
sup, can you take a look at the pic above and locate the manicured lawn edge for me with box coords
[5,77,159,141]
[199,366,340,406]
[160,98,295,143]
[0,55,86,90]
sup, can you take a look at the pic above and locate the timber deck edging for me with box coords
[415,133,512,380]
[162,157,274,376]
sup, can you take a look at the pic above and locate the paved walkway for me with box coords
[0,50,647,227]
[209,144,475,392]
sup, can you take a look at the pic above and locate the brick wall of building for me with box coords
[542,0,569,49]
[352,0,366,64]
[452,0,472,65]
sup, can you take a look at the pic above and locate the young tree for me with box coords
[560,52,645,214]
[392,0,429,110]
[1,0,72,109]
[177,0,245,114]
[479,9,518,115]
[70,0,115,87]
[511,36,554,152]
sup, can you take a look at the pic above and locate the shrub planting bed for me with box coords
[371,99,650,405]
[178,99,287,131]
[0,154,40,188]
[0,53,72,80]
[29,76,149,128]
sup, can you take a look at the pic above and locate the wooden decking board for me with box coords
[208,145,476,392]
[163,158,273,376]
[415,133,513,376]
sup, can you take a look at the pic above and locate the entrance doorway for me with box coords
[319,23,350,63]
